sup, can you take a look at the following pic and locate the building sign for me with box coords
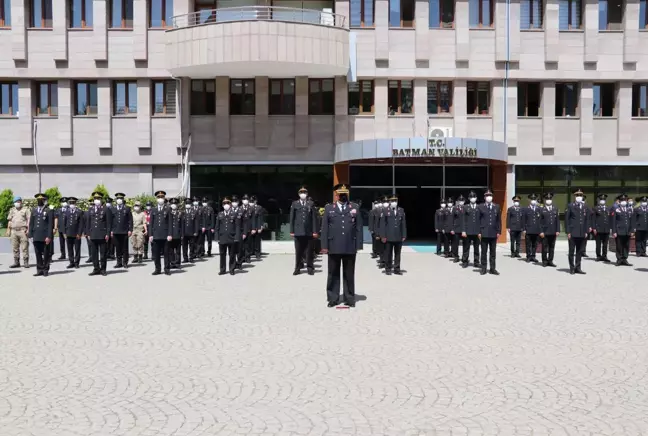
[392,127,478,158]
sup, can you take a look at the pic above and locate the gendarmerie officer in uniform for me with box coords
[380,194,407,275]
[149,190,172,276]
[28,193,55,277]
[230,195,248,270]
[110,193,133,269]
[506,195,523,257]
[182,198,199,263]
[377,196,389,267]
[201,197,215,257]
[216,197,240,275]
[539,192,559,267]
[62,197,84,269]
[478,190,501,275]
[450,195,464,263]
[565,188,590,274]
[633,196,648,257]
[105,197,116,260]
[434,199,447,255]
[290,186,319,276]
[368,199,380,259]
[55,197,68,260]
[250,195,264,260]
[168,198,183,269]
[593,194,612,262]
[143,201,152,260]
[241,194,254,263]
[321,184,363,308]
[86,191,112,276]
[191,196,204,257]
[461,191,480,268]
[523,193,541,263]
[442,197,454,257]
[612,193,634,266]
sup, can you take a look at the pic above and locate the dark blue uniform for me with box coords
[565,202,590,273]
[62,207,84,267]
[633,205,648,256]
[379,206,407,274]
[29,205,55,275]
[290,199,319,274]
[450,205,463,261]
[216,208,241,274]
[85,204,112,275]
[182,206,200,262]
[434,207,446,255]
[611,206,634,264]
[56,206,68,259]
[150,204,172,274]
[462,203,481,266]
[506,205,524,257]
[592,204,612,260]
[540,205,559,265]
[478,202,501,274]
[251,203,265,259]
[111,204,133,267]
[168,208,183,268]
[523,205,542,261]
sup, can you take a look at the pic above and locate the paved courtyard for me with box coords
[1,245,648,436]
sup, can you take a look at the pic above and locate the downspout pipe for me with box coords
[504,0,510,148]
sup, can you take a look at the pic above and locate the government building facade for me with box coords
[1,0,648,238]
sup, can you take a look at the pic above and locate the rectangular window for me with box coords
[599,0,623,30]
[190,79,216,115]
[521,0,543,29]
[74,81,98,116]
[467,81,490,115]
[642,0,648,28]
[35,82,58,116]
[348,80,374,114]
[229,79,255,115]
[388,80,414,115]
[1,0,11,27]
[389,0,415,27]
[593,83,616,117]
[109,0,134,28]
[70,0,93,28]
[152,80,176,115]
[632,83,648,117]
[469,0,493,27]
[517,82,541,117]
[308,79,335,115]
[0,82,19,116]
[429,0,455,28]
[427,81,452,114]
[350,0,374,27]
[113,81,137,115]
[555,82,579,116]
[30,0,53,28]
[269,79,295,115]
[149,0,173,28]
[559,0,582,29]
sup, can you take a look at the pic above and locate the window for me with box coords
[70,0,93,28]
[74,81,98,116]
[149,0,173,28]
[190,80,215,115]
[632,84,648,117]
[521,0,543,29]
[269,79,295,115]
[559,0,582,29]
[112,81,137,115]
[109,0,133,28]
[389,0,415,27]
[35,82,58,116]
[469,0,493,27]
[229,79,255,115]
[350,0,374,27]
[427,81,452,114]
[348,80,374,114]
[642,0,648,28]
[152,80,176,115]
[467,81,490,115]
[555,83,579,116]
[1,0,11,27]
[30,0,53,28]
[308,79,334,115]
[599,0,623,30]
[517,82,540,117]
[0,82,19,116]
[388,80,413,115]
[593,83,616,117]
[429,0,454,27]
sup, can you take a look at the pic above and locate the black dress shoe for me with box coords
[75,265,80,269]
[293,270,300,276]
[474,262,481,268]
[394,270,402,275]
[9,263,20,269]
[89,270,99,276]
[453,258,460,263]
[115,263,122,269]
[603,257,611,263]
[33,271,43,277]
[23,264,30,268]
[85,259,93,263]
[58,256,66,260]
[152,270,161,276]
[623,261,633,267]
[218,271,226,275]
[542,261,548,267]
[531,258,539,263]
[66,264,75,269]
[164,270,171,275]
[489,269,500,275]
[101,270,107,276]
[462,262,469,268]
[307,269,314,276]
[327,301,338,308]
[230,271,235,275]
[575,269,586,274]
[526,258,531,263]
[548,262,557,267]
[570,268,575,274]
[43,271,49,277]
[583,253,589,258]
[480,269,487,275]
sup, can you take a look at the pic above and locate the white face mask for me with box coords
[48,204,54,210]
[620,201,627,207]
[513,201,520,207]
[202,202,207,207]
[575,196,583,203]
[146,206,151,211]
[223,204,231,211]
[171,204,177,210]
[629,200,634,205]
[106,203,112,208]
[193,201,198,206]
[469,197,476,204]
[441,203,446,208]
[599,200,606,205]
[485,196,493,203]
[530,200,537,206]
[69,204,76,210]
[94,199,101,206]
[157,198,165,205]
[242,199,249,205]
[642,202,648,207]
[458,201,465,206]
[116,199,123,205]
[134,206,140,212]
[14,202,21,208]
[545,200,553,206]
[185,204,191,209]
[390,201,397,208]
[62,202,68,207]
[232,202,239,208]
[299,193,307,200]
[382,202,389,208]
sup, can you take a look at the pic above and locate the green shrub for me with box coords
[90,184,110,201]
[127,193,157,208]
[44,187,63,208]
[0,188,14,227]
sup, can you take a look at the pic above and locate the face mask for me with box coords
[545,200,553,206]
[242,199,249,205]
[232,202,239,208]
[390,201,397,208]
[441,203,446,208]
[62,202,68,207]
[514,201,520,207]
[116,199,123,205]
[157,198,165,205]
[469,197,476,204]
[485,196,493,203]
[458,201,464,206]
[599,200,606,205]
[628,201,634,206]
[202,202,207,207]
[185,204,191,209]
[94,199,101,206]
[37,200,45,207]
[530,200,537,206]
[620,201,627,206]
[106,203,112,208]
[382,202,389,208]
[299,193,307,200]
[48,204,54,210]
[134,206,140,212]
[193,201,198,206]
[575,196,583,203]
[642,202,648,207]
[14,202,21,208]
[223,204,231,211]
[171,204,177,210]
[339,194,349,203]
[146,206,151,211]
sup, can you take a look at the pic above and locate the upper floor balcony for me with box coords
[165,5,350,78]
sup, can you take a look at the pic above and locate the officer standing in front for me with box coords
[55,197,68,260]
[86,192,112,276]
[565,188,590,275]
[461,191,481,268]
[539,192,559,267]
[28,193,54,277]
[523,193,542,263]
[290,186,319,276]
[611,193,634,266]
[321,184,363,308]
[506,195,523,258]
[168,198,183,269]
[7,196,30,268]
[380,194,407,275]
[450,195,464,263]
[62,197,84,269]
[478,190,501,275]
[633,196,648,257]
[110,193,133,269]
[149,190,172,276]
[434,199,447,256]
[216,197,240,275]
[592,194,612,262]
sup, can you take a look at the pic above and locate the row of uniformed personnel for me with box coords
[368,195,407,275]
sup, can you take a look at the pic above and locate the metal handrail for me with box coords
[171,6,347,29]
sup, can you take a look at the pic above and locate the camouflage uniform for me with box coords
[8,206,30,266]
[131,210,147,256]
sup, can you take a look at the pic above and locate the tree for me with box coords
[128,193,156,208]
[0,189,14,228]
[91,184,110,201]
[44,187,62,208]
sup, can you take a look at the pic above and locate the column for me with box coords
[18,81,33,150]
[179,79,191,146]
[215,77,230,149]
[453,80,468,137]
[541,82,556,149]
[254,77,269,149]
[584,0,598,64]
[137,79,152,149]
[544,0,559,63]
[455,0,470,62]
[375,0,389,60]
[617,82,633,149]
[414,79,428,137]
[58,80,73,149]
[295,76,309,149]
[495,0,520,62]
[94,0,108,61]
[52,0,69,61]
[580,82,593,149]
[415,0,429,61]
[623,0,639,64]
[133,0,148,61]
[97,80,112,149]
[334,76,350,144]
[11,0,26,61]
[492,80,517,144]
[374,79,388,138]
[490,162,508,243]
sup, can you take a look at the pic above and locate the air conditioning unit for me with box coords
[428,126,453,139]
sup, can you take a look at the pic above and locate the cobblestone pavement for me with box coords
[1,251,648,436]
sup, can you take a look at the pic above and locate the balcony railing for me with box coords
[171,6,347,29]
